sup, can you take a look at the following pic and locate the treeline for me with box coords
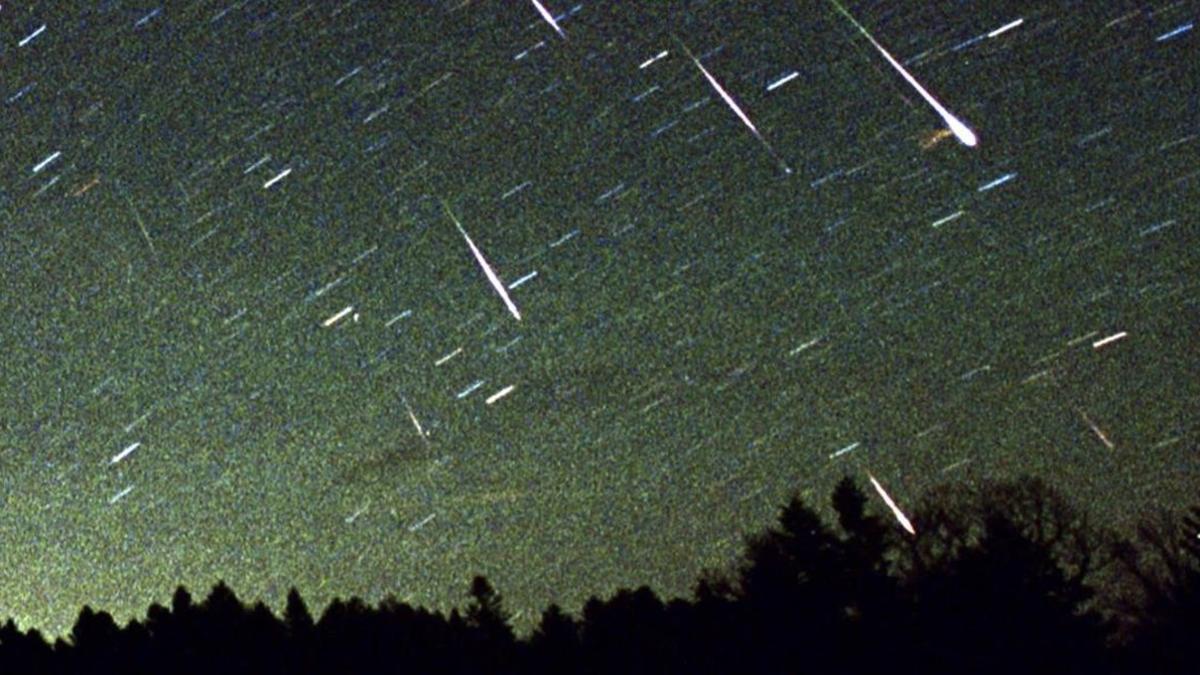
[2,476,1197,674]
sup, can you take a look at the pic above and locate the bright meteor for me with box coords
[442,200,523,321]
[827,0,978,147]
[530,0,566,39]
[868,472,917,535]
[675,37,793,175]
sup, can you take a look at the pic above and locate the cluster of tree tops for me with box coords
[1,475,1196,674]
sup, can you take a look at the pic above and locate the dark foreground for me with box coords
[2,475,1196,674]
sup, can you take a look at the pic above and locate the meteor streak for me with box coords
[675,37,793,175]
[530,0,566,39]
[826,0,978,147]
[442,201,522,321]
[868,472,916,535]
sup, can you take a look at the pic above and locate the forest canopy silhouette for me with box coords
[2,475,1196,674]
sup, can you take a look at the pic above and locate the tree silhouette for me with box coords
[1112,503,1200,674]
[529,603,580,674]
[0,473,1192,674]
[463,575,517,673]
[902,480,1110,675]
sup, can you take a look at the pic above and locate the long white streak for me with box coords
[435,347,463,366]
[322,305,354,327]
[868,473,916,535]
[19,24,47,47]
[828,0,976,147]
[444,203,522,321]
[1092,331,1127,349]
[987,18,1024,39]
[830,441,860,459]
[263,168,292,189]
[109,485,134,505]
[679,39,792,174]
[688,50,761,137]
[32,151,62,173]
[111,442,142,465]
[529,0,566,39]
[486,385,516,405]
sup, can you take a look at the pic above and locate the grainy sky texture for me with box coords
[1,0,1196,636]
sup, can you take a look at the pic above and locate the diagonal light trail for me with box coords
[441,200,523,321]
[530,0,566,39]
[675,37,793,175]
[827,0,978,147]
[868,472,917,535]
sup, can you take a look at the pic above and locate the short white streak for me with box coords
[788,336,822,356]
[322,305,354,327]
[409,512,436,532]
[978,173,1016,192]
[263,168,292,189]
[987,18,1024,38]
[111,442,142,465]
[508,270,538,290]
[456,380,486,399]
[550,229,579,247]
[109,485,134,505]
[638,50,669,69]
[1156,23,1193,42]
[830,441,860,459]
[868,473,916,535]
[930,210,964,228]
[243,154,271,174]
[402,397,427,437]
[435,347,463,366]
[1092,331,1127,349]
[385,310,412,327]
[766,71,799,91]
[124,410,152,434]
[19,25,47,47]
[486,385,516,405]
[32,151,62,173]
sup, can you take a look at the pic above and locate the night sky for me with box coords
[1,0,1197,636]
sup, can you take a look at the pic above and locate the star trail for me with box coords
[0,0,1196,637]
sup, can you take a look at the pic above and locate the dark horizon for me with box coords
[2,474,1199,674]
[2,0,1196,643]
